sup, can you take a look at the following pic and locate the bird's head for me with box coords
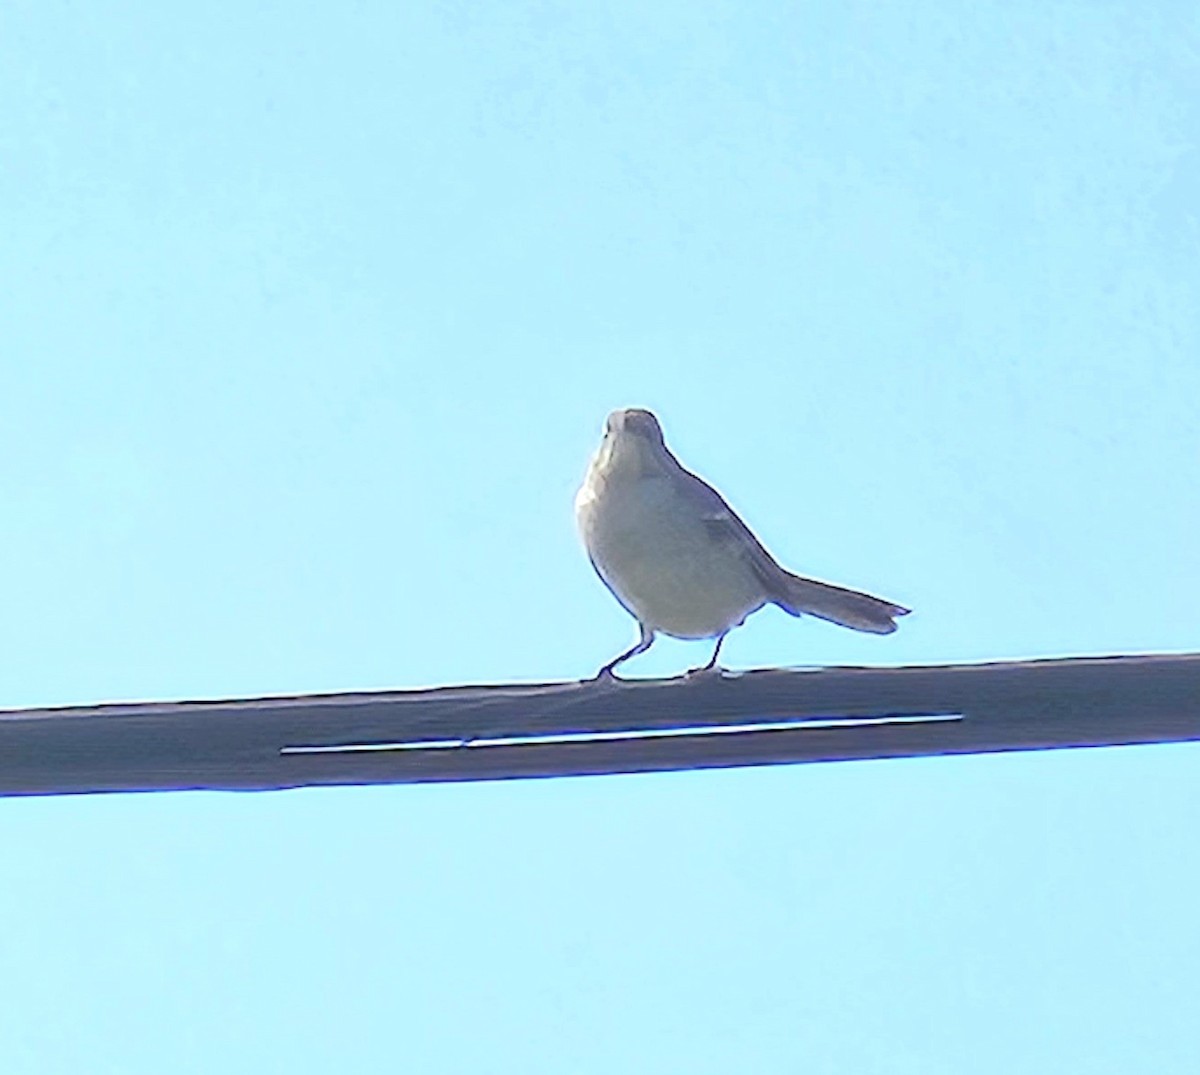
[594,408,672,476]
[605,408,665,446]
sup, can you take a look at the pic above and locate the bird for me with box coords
[575,408,910,677]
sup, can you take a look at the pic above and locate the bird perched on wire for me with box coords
[576,408,910,677]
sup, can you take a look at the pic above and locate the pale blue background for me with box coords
[3,2,1199,1072]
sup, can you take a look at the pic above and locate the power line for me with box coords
[2,653,1197,796]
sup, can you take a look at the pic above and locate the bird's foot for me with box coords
[587,666,625,685]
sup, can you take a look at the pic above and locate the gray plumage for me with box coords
[576,408,909,676]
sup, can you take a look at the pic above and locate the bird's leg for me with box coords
[687,632,728,676]
[596,623,656,678]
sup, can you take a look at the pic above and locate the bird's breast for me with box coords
[576,466,766,639]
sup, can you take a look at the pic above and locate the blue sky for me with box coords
[2,1,1198,1071]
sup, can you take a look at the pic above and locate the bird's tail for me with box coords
[770,572,910,634]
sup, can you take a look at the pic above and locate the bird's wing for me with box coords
[683,466,909,632]
[677,468,789,591]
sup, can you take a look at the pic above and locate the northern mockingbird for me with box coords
[576,408,910,677]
